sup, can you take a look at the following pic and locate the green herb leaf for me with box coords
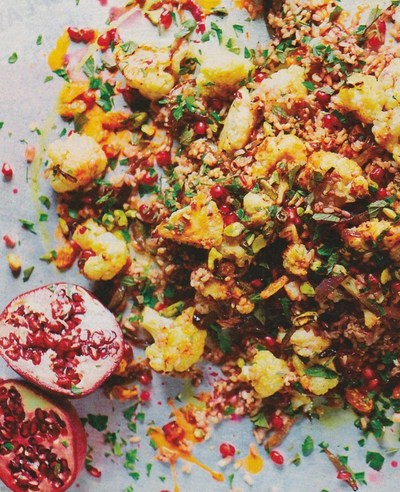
[82,56,95,78]
[22,267,34,282]
[53,68,69,81]
[209,323,232,354]
[19,219,37,234]
[366,451,384,471]
[36,35,43,45]
[39,195,51,209]
[304,365,338,379]
[175,19,197,39]
[302,435,314,457]
[8,52,18,64]
[87,414,109,432]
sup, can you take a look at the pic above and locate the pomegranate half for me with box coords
[0,379,87,491]
[0,283,124,397]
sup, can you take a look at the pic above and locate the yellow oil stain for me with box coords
[197,0,221,14]
[149,427,225,483]
[237,443,264,474]
[48,31,70,71]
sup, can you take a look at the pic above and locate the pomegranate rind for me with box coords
[0,283,124,397]
[0,379,87,492]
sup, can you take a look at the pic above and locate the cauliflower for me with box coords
[219,87,256,152]
[342,219,400,263]
[216,235,253,268]
[240,350,290,398]
[372,107,400,163]
[253,134,307,178]
[196,47,254,98]
[292,355,339,396]
[243,192,274,226]
[333,73,385,124]
[141,306,206,372]
[282,243,314,278]
[254,65,308,112]
[378,58,400,110]
[72,219,129,280]
[58,81,90,119]
[290,327,331,358]
[47,133,107,192]
[116,44,175,101]
[297,151,369,204]
[155,193,224,249]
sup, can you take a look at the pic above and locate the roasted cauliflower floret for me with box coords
[196,48,254,98]
[141,306,206,372]
[290,328,331,358]
[243,192,274,226]
[239,350,290,398]
[253,134,307,178]
[72,219,129,281]
[297,151,369,204]
[342,219,400,263]
[155,193,224,249]
[333,73,385,124]
[378,58,400,110]
[372,107,400,163]
[282,243,314,278]
[58,81,91,119]
[219,87,256,152]
[47,133,107,192]
[254,65,308,112]
[116,44,175,101]
[292,355,339,396]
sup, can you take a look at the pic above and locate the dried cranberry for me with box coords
[369,166,386,185]
[2,162,13,180]
[156,151,172,167]
[219,204,233,215]
[223,212,239,225]
[375,187,390,199]
[264,336,276,348]
[219,442,236,458]
[254,72,267,83]
[160,10,172,29]
[139,204,156,223]
[362,367,376,380]
[270,414,284,430]
[80,29,95,43]
[140,170,158,186]
[367,378,379,391]
[315,90,331,105]
[194,121,207,135]
[322,113,342,130]
[285,207,302,226]
[210,185,228,201]
[270,450,284,465]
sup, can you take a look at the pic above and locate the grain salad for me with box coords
[5,0,400,490]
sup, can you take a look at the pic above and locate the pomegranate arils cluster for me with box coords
[0,283,124,398]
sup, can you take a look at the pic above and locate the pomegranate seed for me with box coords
[378,19,386,35]
[285,207,301,226]
[185,0,204,21]
[140,170,158,186]
[86,464,102,478]
[264,336,276,348]
[315,90,331,105]
[3,235,16,248]
[156,151,171,167]
[369,166,386,185]
[254,72,267,83]
[367,378,379,391]
[219,442,236,458]
[210,98,223,111]
[162,421,185,445]
[223,212,239,225]
[250,278,263,289]
[270,414,284,430]
[139,204,156,223]
[210,185,228,201]
[368,34,383,50]
[392,281,400,292]
[219,204,233,215]
[194,121,207,135]
[139,373,152,385]
[2,162,13,180]
[337,470,351,481]
[196,22,206,34]
[362,367,376,380]
[322,113,342,130]
[67,26,82,42]
[140,390,151,402]
[81,90,96,108]
[270,450,284,465]
[160,10,173,29]
[375,187,390,199]
[97,29,117,50]
[80,29,95,43]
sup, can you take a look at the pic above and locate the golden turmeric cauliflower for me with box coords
[196,47,254,98]
[297,151,369,204]
[47,133,107,192]
[72,219,129,280]
[116,44,175,101]
[372,107,400,163]
[141,306,207,373]
[240,350,290,398]
[58,81,90,119]
[333,73,385,124]
[292,355,339,396]
[290,328,331,358]
[219,87,256,152]
[282,243,314,278]
[378,58,400,110]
